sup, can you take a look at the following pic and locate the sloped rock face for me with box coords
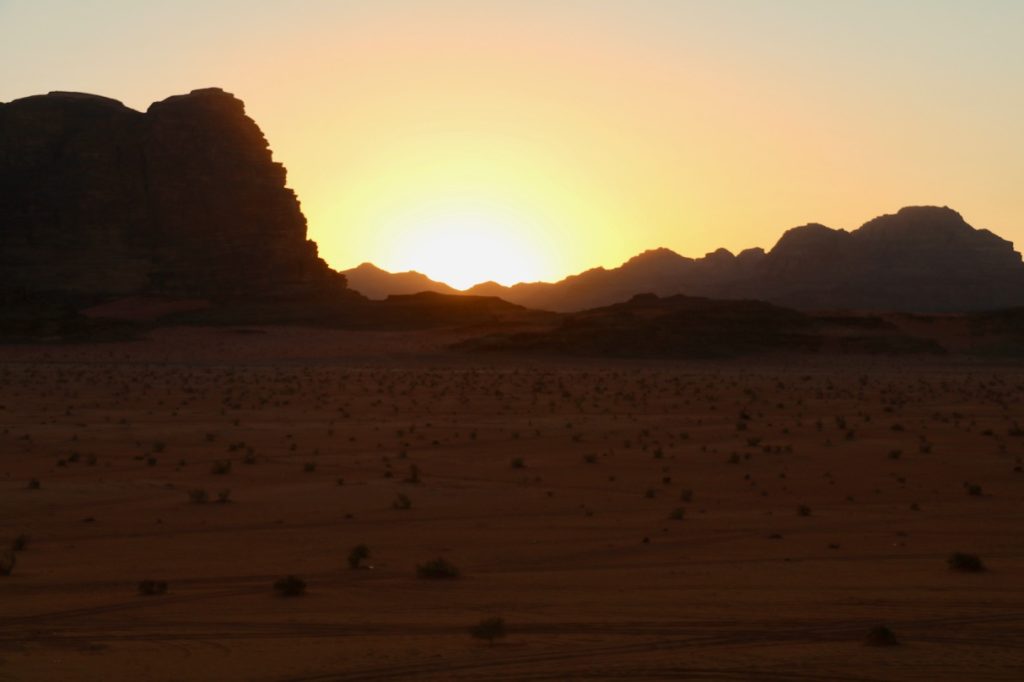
[0,88,346,300]
[748,207,1024,311]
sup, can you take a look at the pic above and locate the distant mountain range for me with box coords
[345,206,1024,313]
[343,263,461,299]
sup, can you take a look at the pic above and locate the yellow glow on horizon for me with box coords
[382,202,546,289]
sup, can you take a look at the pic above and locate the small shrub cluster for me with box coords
[416,557,460,579]
[348,544,370,569]
[0,550,15,576]
[210,459,232,475]
[948,552,985,573]
[138,580,168,596]
[274,575,307,596]
[470,616,507,645]
[864,625,899,647]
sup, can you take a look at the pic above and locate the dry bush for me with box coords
[470,616,507,645]
[274,575,307,596]
[416,557,460,579]
[948,552,985,573]
[138,580,168,596]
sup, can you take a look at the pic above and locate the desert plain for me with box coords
[1,326,1023,681]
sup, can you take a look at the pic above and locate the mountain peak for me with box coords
[624,248,685,266]
[342,262,458,299]
[856,205,972,238]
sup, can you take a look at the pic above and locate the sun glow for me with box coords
[380,201,548,290]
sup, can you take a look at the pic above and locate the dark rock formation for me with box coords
[0,88,346,301]
[448,206,1024,313]
[749,207,1024,311]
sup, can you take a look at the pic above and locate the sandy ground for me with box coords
[1,326,1023,681]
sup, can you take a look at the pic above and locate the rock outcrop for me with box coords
[0,88,346,300]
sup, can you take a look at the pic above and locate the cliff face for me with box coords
[0,88,346,300]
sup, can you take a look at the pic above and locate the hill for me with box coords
[457,293,944,358]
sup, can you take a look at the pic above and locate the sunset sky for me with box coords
[3,1,1022,288]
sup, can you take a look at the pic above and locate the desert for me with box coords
[2,326,1022,681]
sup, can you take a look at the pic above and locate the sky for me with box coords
[2,1,1023,289]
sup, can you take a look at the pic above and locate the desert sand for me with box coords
[2,326,1022,681]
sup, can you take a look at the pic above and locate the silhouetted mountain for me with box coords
[458,293,945,358]
[747,207,1024,311]
[0,88,347,302]
[342,263,459,299]
[363,207,1022,313]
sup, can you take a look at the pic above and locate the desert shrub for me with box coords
[0,550,15,576]
[797,504,812,517]
[404,464,420,484]
[416,557,460,579]
[216,489,232,504]
[679,489,693,502]
[510,457,526,469]
[864,625,899,646]
[964,483,983,497]
[348,544,370,569]
[137,580,168,596]
[188,488,209,504]
[11,534,29,552]
[948,552,985,573]
[27,478,40,490]
[303,462,317,473]
[470,616,507,645]
[274,575,307,596]
[392,493,412,510]
[669,507,685,521]
[583,453,597,464]
[210,459,232,475]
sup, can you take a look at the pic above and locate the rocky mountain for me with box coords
[365,207,1024,313]
[0,88,347,301]
[342,262,459,299]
